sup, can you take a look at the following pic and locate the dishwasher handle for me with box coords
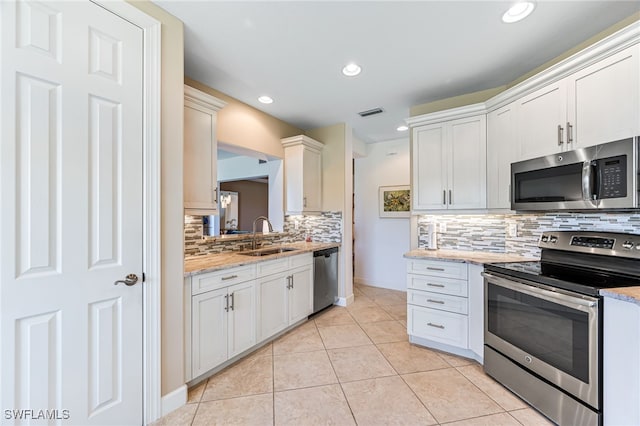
[314,247,338,258]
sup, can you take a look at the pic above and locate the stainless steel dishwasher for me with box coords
[313,247,338,314]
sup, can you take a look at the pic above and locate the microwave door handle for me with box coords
[582,161,597,202]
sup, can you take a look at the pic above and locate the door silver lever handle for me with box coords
[114,273,139,286]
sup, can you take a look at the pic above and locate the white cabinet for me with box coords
[567,44,640,149]
[257,253,313,340]
[467,264,484,362]
[487,103,517,210]
[184,85,226,215]
[406,258,484,363]
[517,81,567,159]
[412,114,486,211]
[190,273,256,379]
[281,135,323,214]
[191,288,227,377]
[407,259,469,350]
[603,296,640,426]
[186,252,316,381]
[517,44,640,160]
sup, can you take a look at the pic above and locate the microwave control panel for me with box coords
[598,155,626,199]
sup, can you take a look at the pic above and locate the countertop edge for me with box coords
[403,249,538,265]
[600,288,640,306]
[184,242,340,277]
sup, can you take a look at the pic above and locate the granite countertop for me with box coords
[404,248,538,265]
[600,287,640,306]
[184,241,340,277]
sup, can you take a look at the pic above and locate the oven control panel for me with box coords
[539,231,640,259]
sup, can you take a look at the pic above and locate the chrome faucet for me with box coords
[252,216,273,250]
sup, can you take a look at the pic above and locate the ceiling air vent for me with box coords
[358,107,384,117]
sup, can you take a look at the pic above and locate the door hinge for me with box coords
[142,272,146,282]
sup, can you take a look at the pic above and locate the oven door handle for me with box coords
[482,272,598,310]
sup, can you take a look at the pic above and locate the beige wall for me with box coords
[307,124,347,212]
[185,78,302,159]
[410,12,640,117]
[305,124,354,303]
[128,1,185,397]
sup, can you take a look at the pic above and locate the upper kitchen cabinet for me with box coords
[281,135,323,215]
[184,85,226,216]
[517,44,640,160]
[487,103,517,210]
[410,108,487,211]
[516,80,568,159]
[567,44,640,149]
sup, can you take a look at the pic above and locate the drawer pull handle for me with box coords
[427,322,445,329]
[426,267,445,271]
[221,274,238,281]
[427,283,445,288]
[427,299,445,304]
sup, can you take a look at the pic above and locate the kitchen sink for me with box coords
[238,247,299,257]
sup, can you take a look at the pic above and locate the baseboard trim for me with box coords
[161,384,187,417]
[336,294,354,307]
[409,335,483,364]
[354,277,405,292]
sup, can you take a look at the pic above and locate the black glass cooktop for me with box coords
[485,258,640,297]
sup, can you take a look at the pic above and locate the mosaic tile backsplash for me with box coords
[283,212,342,243]
[417,213,640,258]
[185,212,342,258]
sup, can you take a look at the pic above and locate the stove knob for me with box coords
[622,241,634,250]
[549,236,558,243]
[541,235,549,243]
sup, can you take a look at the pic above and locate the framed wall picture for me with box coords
[379,185,410,218]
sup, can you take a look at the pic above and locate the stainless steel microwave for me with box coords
[511,136,639,211]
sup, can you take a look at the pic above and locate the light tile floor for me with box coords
[153,284,553,426]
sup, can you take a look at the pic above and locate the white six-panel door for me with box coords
[1,1,144,424]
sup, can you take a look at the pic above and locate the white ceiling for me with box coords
[154,1,639,143]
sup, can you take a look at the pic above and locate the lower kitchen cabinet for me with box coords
[191,280,256,379]
[256,273,288,340]
[603,296,640,426]
[257,255,313,341]
[406,258,484,362]
[186,252,315,382]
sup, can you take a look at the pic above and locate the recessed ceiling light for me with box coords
[502,1,535,23]
[342,63,362,77]
[258,95,273,104]
[396,125,409,132]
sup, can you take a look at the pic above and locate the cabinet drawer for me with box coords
[256,257,290,277]
[407,259,467,280]
[290,252,313,269]
[407,274,468,297]
[408,289,468,314]
[408,305,468,349]
[192,265,256,295]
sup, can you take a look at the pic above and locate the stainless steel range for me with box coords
[483,231,640,426]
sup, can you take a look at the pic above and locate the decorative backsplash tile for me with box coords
[283,212,342,243]
[418,212,640,258]
[184,211,342,259]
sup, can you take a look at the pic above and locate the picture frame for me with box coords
[379,185,411,218]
